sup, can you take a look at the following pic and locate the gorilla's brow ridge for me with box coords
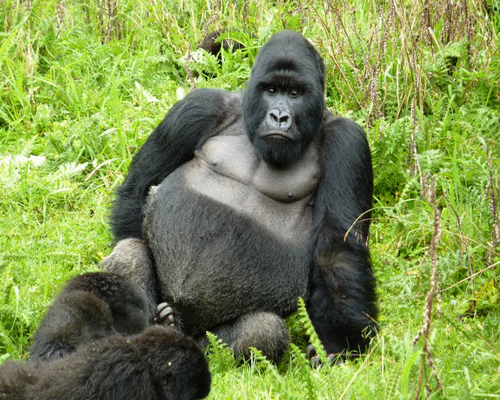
[264,71,306,91]
[267,58,298,74]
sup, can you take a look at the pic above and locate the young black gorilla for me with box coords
[0,326,211,400]
[106,30,377,363]
[1,273,211,400]
[30,272,152,361]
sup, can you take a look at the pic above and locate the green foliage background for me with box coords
[0,0,499,398]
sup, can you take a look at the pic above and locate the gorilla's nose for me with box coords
[267,108,292,131]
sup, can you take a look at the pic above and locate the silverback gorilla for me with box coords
[105,30,377,363]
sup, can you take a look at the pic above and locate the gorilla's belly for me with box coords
[143,134,319,334]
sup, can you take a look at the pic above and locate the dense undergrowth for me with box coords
[0,0,499,398]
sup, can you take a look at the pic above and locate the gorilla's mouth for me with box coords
[260,131,294,142]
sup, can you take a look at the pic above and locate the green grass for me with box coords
[1,0,499,398]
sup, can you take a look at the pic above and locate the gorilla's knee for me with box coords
[101,238,158,304]
[101,238,152,273]
[233,312,289,363]
[203,312,289,363]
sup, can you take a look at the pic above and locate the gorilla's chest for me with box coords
[195,133,320,202]
[182,131,320,242]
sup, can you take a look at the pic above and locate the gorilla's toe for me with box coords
[155,302,176,327]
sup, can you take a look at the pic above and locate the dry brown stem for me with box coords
[413,176,444,398]
[486,148,499,265]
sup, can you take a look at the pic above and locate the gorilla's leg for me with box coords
[101,238,159,305]
[30,289,115,361]
[198,312,289,363]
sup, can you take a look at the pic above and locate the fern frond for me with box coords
[297,297,329,363]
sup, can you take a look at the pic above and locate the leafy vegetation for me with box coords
[1,0,499,398]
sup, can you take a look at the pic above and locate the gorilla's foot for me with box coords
[155,302,177,328]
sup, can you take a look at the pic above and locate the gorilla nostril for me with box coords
[279,115,289,125]
[279,113,292,129]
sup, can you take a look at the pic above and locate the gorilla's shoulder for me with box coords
[184,88,242,115]
[322,112,367,142]
[160,89,241,137]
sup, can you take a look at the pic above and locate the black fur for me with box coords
[0,326,211,400]
[30,272,153,361]
[109,30,377,360]
[308,117,377,354]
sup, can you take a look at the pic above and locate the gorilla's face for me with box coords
[242,30,326,166]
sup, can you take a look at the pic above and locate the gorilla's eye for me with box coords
[267,86,277,94]
[289,88,300,97]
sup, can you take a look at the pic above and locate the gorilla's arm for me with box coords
[308,117,377,356]
[111,89,231,241]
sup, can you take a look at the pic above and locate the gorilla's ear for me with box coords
[314,52,325,92]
